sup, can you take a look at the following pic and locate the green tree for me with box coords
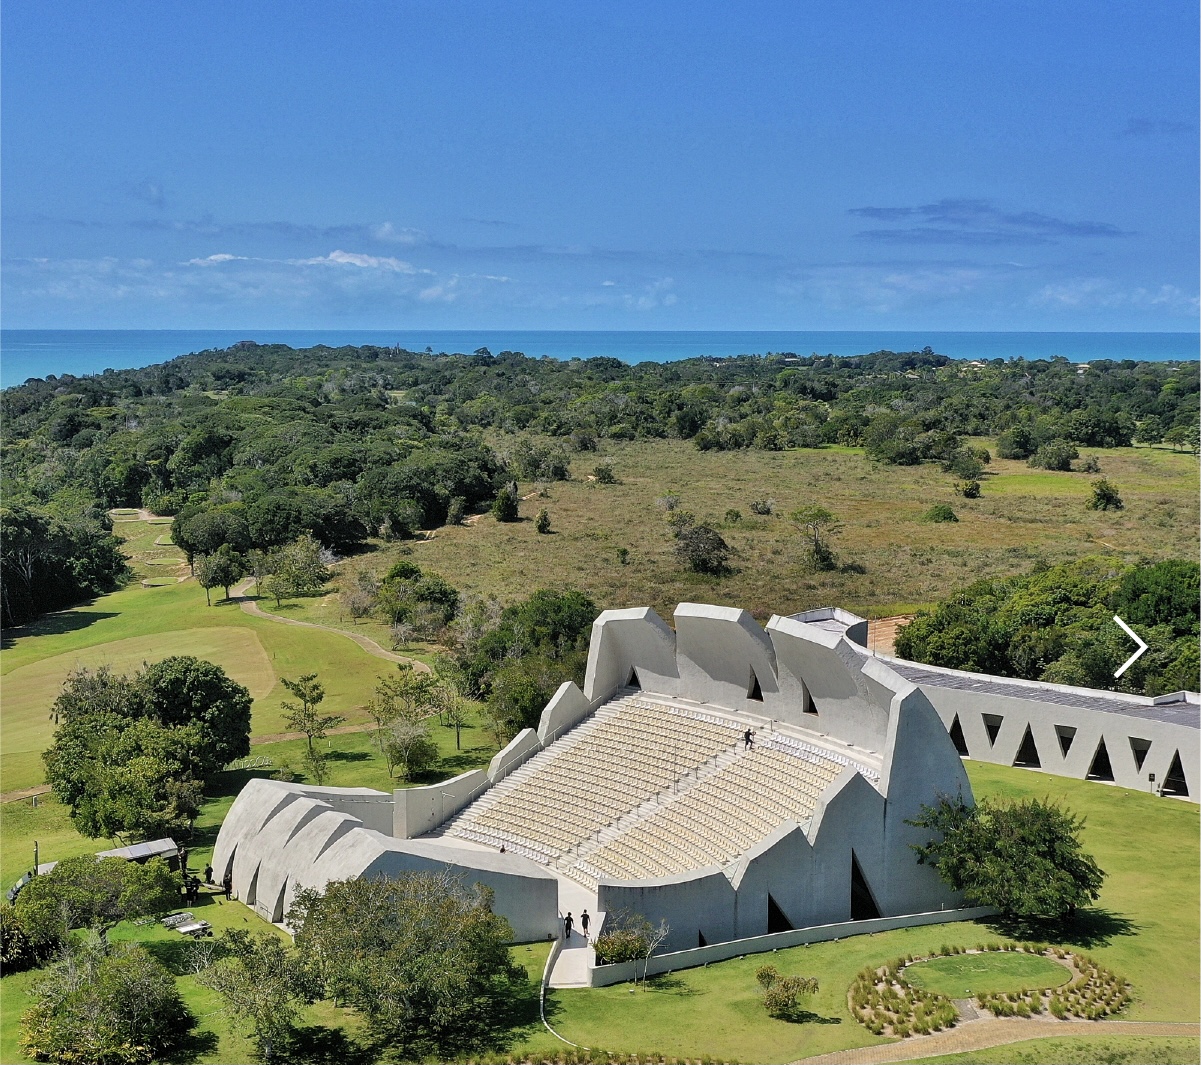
[1086,479,1123,511]
[921,504,958,523]
[755,965,820,1020]
[535,508,552,534]
[1133,416,1165,446]
[592,462,618,484]
[908,796,1105,921]
[198,929,316,1062]
[1028,440,1078,471]
[139,655,252,775]
[21,936,193,1065]
[491,486,520,522]
[260,534,330,604]
[15,856,178,951]
[1,902,38,973]
[280,673,343,761]
[194,544,247,604]
[673,522,732,575]
[790,505,840,571]
[288,871,525,1058]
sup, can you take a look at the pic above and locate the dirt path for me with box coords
[791,1019,1199,1064]
[108,507,163,523]
[1,784,52,804]
[231,578,429,672]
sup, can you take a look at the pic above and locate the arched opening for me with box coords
[1086,737,1114,782]
[1013,725,1041,768]
[850,851,881,920]
[767,893,794,933]
[948,714,969,756]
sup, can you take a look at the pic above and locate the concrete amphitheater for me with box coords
[213,602,1198,986]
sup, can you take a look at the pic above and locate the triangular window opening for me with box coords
[748,668,764,702]
[1013,726,1041,769]
[1055,724,1077,758]
[802,686,818,715]
[626,667,641,690]
[767,893,794,934]
[850,851,881,921]
[982,713,1004,746]
[1129,737,1151,773]
[697,930,708,948]
[948,714,969,756]
[1086,737,1115,782]
[1162,751,1190,797]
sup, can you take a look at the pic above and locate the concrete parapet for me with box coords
[393,769,489,839]
[488,728,543,783]
[674,603,779,713]
[538,681,593,746]
[584,607,679,702]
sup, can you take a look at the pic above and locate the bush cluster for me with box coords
[461,1053,738,1064]
[849,956,958,1037]
[974,945,1131,1021]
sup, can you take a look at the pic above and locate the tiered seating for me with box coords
[445,695,742,859]
[577,742,845,882]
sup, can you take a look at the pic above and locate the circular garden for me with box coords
[849,942,1132,1038]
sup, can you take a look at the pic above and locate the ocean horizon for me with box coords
[1,328,1197,387]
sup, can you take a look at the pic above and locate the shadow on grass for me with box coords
[772,1009,842,1025]
[165,1026,220,1064]
[285,1024,378,1065]
[327,750,370,764]
[642,974,700,996]
[0,605,119,649]
[979,908,1139,950]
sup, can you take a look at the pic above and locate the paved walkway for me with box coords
[231,578,429,671]
[792,1019,1200,1064]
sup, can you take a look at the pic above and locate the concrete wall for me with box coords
[766,614,891,750]
[538,681,594,745]
[597,866,737,953]
[299,831,560,943]
[589,906,995,987]
[393,769,489,839]
[584,607,679,702]
[919,685,1198,800]
[673,603,780,714]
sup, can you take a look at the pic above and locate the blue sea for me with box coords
[1,329,1197,388]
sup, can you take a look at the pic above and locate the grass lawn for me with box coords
[904,952,1071,998]
[351,439,1198,622]
[905,1035,1201,1064]
[962,762,1200,1023]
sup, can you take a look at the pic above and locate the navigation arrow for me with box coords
[1113,616,1148,678]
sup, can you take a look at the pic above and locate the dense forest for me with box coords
[2,341,1197,627]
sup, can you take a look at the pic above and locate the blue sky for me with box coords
[2,0,1197,330]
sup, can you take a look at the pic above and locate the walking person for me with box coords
[222,872,233,900]
[580,909,591,941]
[563,912,574,940]
[744,727,754,750]
[204,863,213,885]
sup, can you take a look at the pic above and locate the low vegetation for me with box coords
[849,956,959,1037]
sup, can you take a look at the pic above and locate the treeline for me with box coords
[1,503,129,626]
[895,558,1200,697]
[2,341,1197,624]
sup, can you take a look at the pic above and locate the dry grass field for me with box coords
[355,439,1198,622]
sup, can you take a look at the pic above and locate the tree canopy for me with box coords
[288,870,526,1057]
[908,796,1105,921]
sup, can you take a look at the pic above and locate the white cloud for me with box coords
[291,249,421,272]
[1032,279,1199,314]
[369,222,425,245]
[186,253,247,265]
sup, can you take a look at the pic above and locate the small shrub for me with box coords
[535,509,552,534]
[492,486,520,522]
[1028,440,1078,471]
[1087,479,1123,511]
[724,508,742,524]
[593,463,618,484]
[1079,454,1102,473]
[749,499,773,515]
[616,547,630,565]
[446,496,467,525]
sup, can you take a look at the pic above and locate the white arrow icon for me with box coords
[1113,616,1148,678]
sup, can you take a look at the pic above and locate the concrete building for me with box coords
[212,601,1196,982]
